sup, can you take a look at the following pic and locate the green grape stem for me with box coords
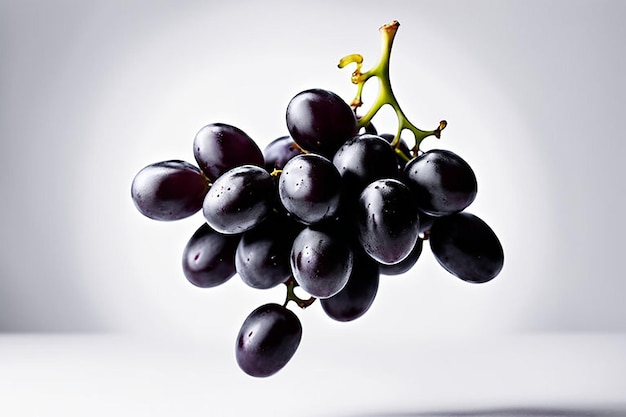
[339,20,447,154]
[283,277,316,309]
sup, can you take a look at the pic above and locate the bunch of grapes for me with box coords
[130,21,504,378]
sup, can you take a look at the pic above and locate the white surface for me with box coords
[2,333,626,416]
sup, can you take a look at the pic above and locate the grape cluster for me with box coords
[130,21,504,377]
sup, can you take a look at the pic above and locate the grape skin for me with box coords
[332,134,400,203]
[290,226,353,299]
[429,212,504,283]
[202,165,274,234]
[403,149,477,217]
[357,178,420,265]
[193,123,264,181]
[286,89,357,157]
[235,215,302,290]
[236,303,302,378]
[182,223,240,288]
[417,209,436,234]
[320,247,380,322]
[131,160,209,221]
[378,238,423,276]
[263,135,303,172]
[278,154,342,225]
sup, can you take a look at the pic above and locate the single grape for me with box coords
[263,135,303,172]
[202,165,274,234]
[332,134,400,202]
[378,237,423,276]
[417,209,436,235]
[290,226,353,299]
[429,212,504,283]
[403,149,477,216]
[193,123,264,181]
[278,153,342,225]
[131,160,209,221]
[236,303,302,378]
[357,178,420,265]
[286,88,357,157]
[320,246,380,321]
[182,223,240,288]
[235,214,302,290]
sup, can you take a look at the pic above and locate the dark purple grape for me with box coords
[417,210,436,235]
[357,178,420,265]
[332,134,400,202]
[290,226,353,299]
[263,135,304,172]
[403,149,477,216]
[286,89,357,157]
[320,247,379,321]
[202,165,274,234]
[378,237,423,276]
[278,154,342,225]
[193,123,264,181]
[131,160,209,221]
[236,303,302,378]
[429,212,504,283]
[182,223,240,288]
[235,215,302,289]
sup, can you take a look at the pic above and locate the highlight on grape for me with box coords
[130,21,504,377]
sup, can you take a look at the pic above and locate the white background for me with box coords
[1,0,625,415]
